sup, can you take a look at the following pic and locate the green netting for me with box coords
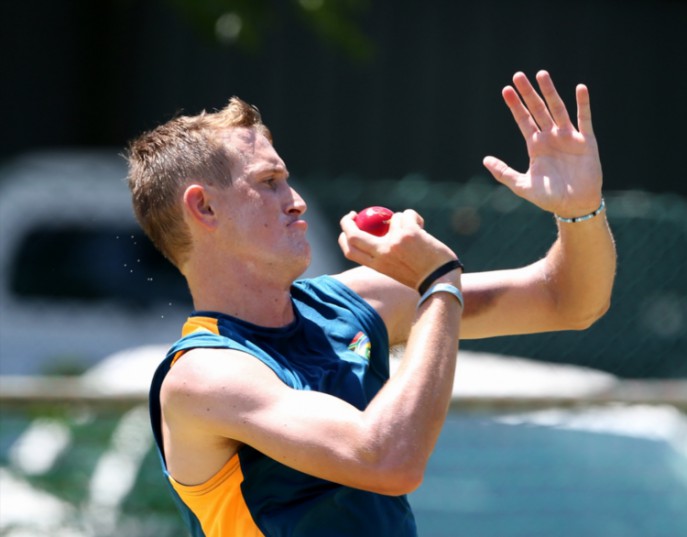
[302,174,687,378]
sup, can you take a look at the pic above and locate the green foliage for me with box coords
[166,0,374,60]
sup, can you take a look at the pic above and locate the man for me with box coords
[127,70,615,536]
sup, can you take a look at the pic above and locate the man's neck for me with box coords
[184,260,297,328]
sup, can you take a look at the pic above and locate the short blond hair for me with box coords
[127,97,271,268]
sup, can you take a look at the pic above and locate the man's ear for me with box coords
[183,184,217,230]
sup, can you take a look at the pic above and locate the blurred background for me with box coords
[1,0,686,536]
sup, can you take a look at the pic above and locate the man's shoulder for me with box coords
[330,267,418,344]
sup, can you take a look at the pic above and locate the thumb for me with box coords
[482,156,519,187]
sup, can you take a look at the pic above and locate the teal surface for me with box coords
[412,410,687,537]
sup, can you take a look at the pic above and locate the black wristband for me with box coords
[418,259,464,295]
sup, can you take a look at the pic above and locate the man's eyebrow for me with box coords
[254,163,289,176]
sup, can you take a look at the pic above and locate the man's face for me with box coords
[212,128,311,279]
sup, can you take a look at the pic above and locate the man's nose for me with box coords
[288,187,307,216]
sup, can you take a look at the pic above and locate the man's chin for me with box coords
[296,252,312,278]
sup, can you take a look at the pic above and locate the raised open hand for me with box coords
[483,71,603,219]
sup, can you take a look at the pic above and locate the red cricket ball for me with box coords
[354,206,394,236]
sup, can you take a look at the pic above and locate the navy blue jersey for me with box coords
[149,275,418,536]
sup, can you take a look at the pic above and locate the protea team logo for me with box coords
[348,331,371,360]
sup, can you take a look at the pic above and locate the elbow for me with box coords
[386,460,426,495]
[360,449,427,496]
[352,421,436,495]
[562,298,611,331]
[367,462,425,496]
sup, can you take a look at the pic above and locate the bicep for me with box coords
[163,349,385,491]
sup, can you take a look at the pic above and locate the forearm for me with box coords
[335,209,464,491]
[545,210,616,328]
[362,286,462,488]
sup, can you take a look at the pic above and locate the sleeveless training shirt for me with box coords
[149,275,418,537]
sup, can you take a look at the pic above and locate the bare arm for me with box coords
[478,71,615,331]
[339,71,615,344]
[163,210,463,496]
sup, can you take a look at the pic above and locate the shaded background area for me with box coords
[1,0,686,378]
[4,0,687,195]
[2,4,687,536]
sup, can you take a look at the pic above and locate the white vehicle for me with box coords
[0,150,341,375]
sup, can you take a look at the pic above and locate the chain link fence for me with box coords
[302,174,687,378]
